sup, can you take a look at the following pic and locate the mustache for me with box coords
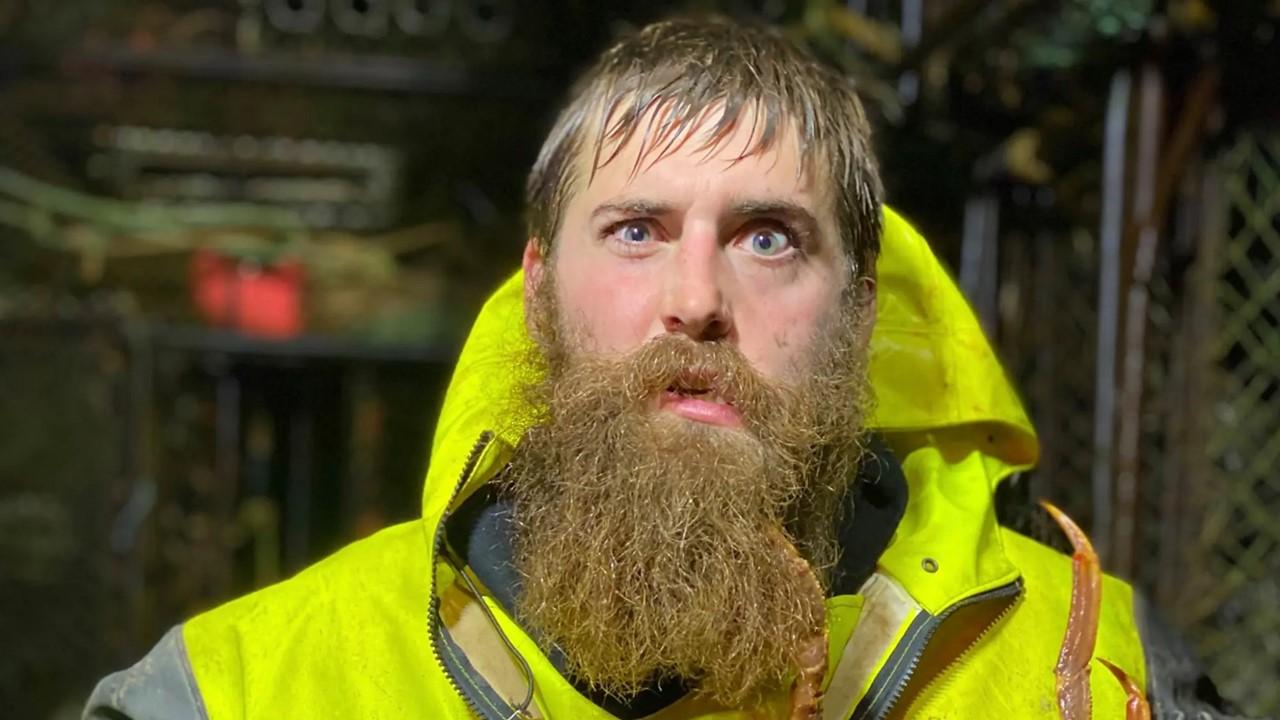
[606,335,788,420]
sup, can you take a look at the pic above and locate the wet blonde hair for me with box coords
[524,14,884,275]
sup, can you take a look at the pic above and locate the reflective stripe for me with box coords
[436,575,542,719]
[436,618,530,720]
[824,574,923,720]
[851,612,933,720]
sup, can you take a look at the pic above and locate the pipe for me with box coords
[1091,70,1132,560]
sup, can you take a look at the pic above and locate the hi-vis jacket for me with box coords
[85,209,1228,719]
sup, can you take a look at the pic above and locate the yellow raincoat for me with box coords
[87,208,1147,719]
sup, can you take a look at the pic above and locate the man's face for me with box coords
[524,108,852,424]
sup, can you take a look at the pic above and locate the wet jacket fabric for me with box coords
[85,208,1224,719]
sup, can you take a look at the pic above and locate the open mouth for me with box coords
[660,374,741,427]
[666,384,731,405]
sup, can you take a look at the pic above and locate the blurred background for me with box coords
[1,0,1277,716]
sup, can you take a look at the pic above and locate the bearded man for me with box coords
[86,15,1249,720]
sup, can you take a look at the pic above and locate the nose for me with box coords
[661,232,732,341]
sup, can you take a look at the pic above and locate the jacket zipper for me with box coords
[426,431,519,720]
[894,584,1023,719]
[857,579,1024,720]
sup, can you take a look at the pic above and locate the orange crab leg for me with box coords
[1040,501,1102,720]
[1097,657,1151,720]
[788,632,828,720]
[768,525,827,720]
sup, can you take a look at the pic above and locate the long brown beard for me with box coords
[501,280,872,707]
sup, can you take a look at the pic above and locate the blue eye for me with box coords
[747,229,791,257]
[618,222,651,243]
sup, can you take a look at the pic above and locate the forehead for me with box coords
[567,100,831,217]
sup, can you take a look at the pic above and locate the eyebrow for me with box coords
[590,199,674,222]
[727,199,820,229]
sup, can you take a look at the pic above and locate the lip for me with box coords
[659,390,744,427]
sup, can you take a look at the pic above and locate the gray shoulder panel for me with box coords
[82,625,210,720]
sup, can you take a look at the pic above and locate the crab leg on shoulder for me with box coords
[1040,501,1150,720]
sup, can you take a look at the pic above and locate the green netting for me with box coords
[1182,131,1280,716]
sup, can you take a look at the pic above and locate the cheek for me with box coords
[734,272,841,378]
[554,253,661,353]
